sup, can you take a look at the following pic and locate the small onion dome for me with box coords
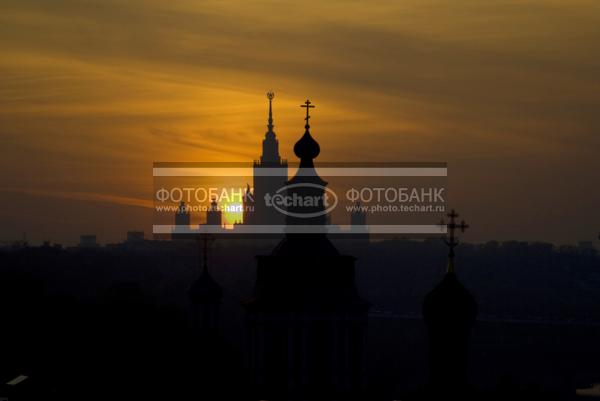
[188,270,223,305]
[423,272,477,327]
[294,130,320,161]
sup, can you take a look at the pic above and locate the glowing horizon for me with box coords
[1,0,600,245]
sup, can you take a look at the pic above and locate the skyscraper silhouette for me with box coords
[172,201,191,239]
[205,197,222,227]
[244,100,370,401]
[175,201,190,228]
[245,92,288,226]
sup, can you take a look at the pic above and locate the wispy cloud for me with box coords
[0,0,599,243]
[0,188,153,209]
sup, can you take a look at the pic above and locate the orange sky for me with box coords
[1,0,599,245]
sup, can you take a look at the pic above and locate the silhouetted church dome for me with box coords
[188,270,223,304]
[294,130,320,161]
[423,272,477,326]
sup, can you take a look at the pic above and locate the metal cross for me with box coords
[439,209,469,258]
[198,234,214,274]
[300,99,315,123]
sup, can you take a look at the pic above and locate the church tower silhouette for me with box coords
[422,210,477,397]
[189,235,223,334]
[244,100,370,401]
[245,92,288,226]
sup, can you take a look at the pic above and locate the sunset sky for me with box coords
[1,0,599,245]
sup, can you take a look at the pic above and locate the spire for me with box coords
[439,209,469,273]
[260,91,281,164]
[267,91,274,133]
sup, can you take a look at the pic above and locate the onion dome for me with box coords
[423,271,477,327]
[294,130,320,162]
[288,99,326,190]
[188,269,223,305]
[424,209,476,325]
[294,99,321,166]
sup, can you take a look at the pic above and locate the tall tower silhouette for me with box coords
[172,200,191,239]
[205,197,222,227]
[261,91,282,164]
[246,92,288,226]
[244,99,370,401]
[422,210,477,396]
[175,201,190,227]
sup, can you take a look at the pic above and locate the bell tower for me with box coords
[245,100,370,401]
